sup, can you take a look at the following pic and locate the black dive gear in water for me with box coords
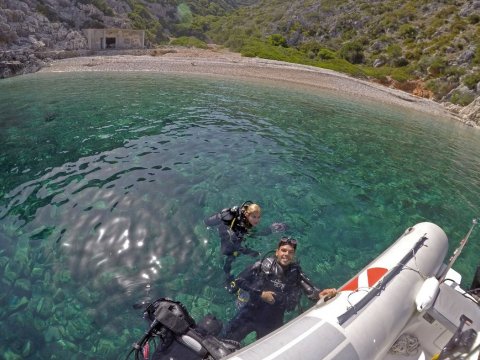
[204,201,259,278]
[126,298,239,360]
[223,257,321,342]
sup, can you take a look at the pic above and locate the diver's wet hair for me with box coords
[278,237,297,250]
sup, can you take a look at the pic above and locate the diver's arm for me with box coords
[237,246,259,257]
[235,262,263,300]
[298,270,322,301]
[204,212,222,226]
[299,270,337,301]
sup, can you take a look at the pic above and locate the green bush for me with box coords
[318,49,337,60]
[386,44,402,58]
[450,91,475,106]
[428,57,448,76]
[92,0,114,16]
[128,2,162,43]
[268,34,287,47]
[339,41,365,64]
[169,36,208,49]
[474,46,480,65]
[398,24,417,39]
[390,67,413,82]
[238,38,366,78]
[362,65,412,82]
[425,79,457,100]
[463,72,480,90]
[468,14,480,24]
[224,34,249,52]
[240,39,302,62]
[298,42,337,60]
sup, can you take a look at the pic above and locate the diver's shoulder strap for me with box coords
[260,257,276,274]
[220,207,236,222]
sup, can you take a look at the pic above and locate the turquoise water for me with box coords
[0,72,479,358]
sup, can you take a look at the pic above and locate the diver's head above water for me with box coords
[242,202,261,227]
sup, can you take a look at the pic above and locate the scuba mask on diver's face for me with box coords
[239,200,253,213]
[278,237,297,250]
[230,200,254,229]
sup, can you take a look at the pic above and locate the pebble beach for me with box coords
[38,46,459,121]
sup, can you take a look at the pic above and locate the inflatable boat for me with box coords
[225,221,480,360]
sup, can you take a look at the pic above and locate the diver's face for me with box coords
[246,212,261,227]
[276,244,295,267]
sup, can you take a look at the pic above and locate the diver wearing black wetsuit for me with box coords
[204,202,260,281]
[205,201,289,292]
[223,238,330,342]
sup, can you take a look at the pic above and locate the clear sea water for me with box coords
[0,72,479,359]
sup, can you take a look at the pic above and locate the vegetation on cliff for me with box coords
[183,0,480,105]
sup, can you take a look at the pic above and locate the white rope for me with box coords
[389,333,420,355]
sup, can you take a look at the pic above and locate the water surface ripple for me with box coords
[0,72,479,358]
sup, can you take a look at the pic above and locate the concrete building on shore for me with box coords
[83,29,145,50]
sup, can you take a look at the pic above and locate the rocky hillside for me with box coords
[1,0,479,125]
[194,0,480,124]
[0,0,248,76]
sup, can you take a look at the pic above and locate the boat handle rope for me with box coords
[337,234,429,326]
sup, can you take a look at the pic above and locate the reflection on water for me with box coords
[0,72,479,358]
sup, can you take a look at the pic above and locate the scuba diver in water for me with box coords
[127,297,239,360]
[204,201,287,293]
[222,236,337,343]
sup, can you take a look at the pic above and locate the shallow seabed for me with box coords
[0,72,479,358]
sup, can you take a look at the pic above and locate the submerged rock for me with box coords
[44,326,62,342]
[3,350,22,360]
[7,296,29,316]
[95,338,116,357]
[30,267,44,281]
[44,112,57,122]
[13,278,32,297]
[21,340,33,358]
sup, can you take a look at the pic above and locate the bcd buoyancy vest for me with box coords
[257,258,302,311]
[220,206,251,237]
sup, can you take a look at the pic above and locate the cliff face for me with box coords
[1,0,127,51]
[1,0,96,76]
[0,0,178,77]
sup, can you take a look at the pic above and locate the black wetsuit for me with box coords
[204,207,260,279]
[223,257,320,342]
